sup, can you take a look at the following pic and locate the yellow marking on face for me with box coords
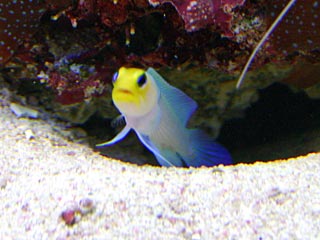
[112,67,146,104]
[112,67,159,117]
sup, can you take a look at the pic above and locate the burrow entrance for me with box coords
[219,82,320,164]
[83,82,320,166]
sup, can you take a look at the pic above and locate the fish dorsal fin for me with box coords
[146,68,197,126]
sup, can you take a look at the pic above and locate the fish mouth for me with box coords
[113,88,137,104]
[116,88,133,95]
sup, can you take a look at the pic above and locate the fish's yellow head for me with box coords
[111,67,159,117]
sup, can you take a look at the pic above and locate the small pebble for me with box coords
[61,209,81,226]
[10,103,39,118]
[79,198,95,215]
[25,129,35,140]
[0,177,8,189]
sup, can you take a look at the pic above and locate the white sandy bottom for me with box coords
[0,100,320,239]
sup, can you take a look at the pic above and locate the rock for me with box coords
[9,103,39,118]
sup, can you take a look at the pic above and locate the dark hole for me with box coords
[218,82,320,164]
[126,12,164,55]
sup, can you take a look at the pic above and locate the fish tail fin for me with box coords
[186,129,232,167]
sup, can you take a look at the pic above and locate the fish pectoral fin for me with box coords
[154,151,186,167]
[136,133,176,167]
[136,132,185,167]
[96,126,131,147]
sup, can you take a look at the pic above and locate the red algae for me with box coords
[149,0,245,36]
[0,0,319,106]
[0,1,46,64]
[266,0,320,55]
[0,0,73,65]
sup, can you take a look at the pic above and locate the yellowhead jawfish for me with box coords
[98,67,232,167]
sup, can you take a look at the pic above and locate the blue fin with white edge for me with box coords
[136,132,177,167]
[137,132,190,167]
[137,133,192,167]
[184,129,232,167]
[146,68,197,126]
[96,125,131,147]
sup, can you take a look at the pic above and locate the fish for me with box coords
[97,67,232,167]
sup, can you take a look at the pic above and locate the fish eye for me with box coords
[137,74,147,87]
[112,71,119,83]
